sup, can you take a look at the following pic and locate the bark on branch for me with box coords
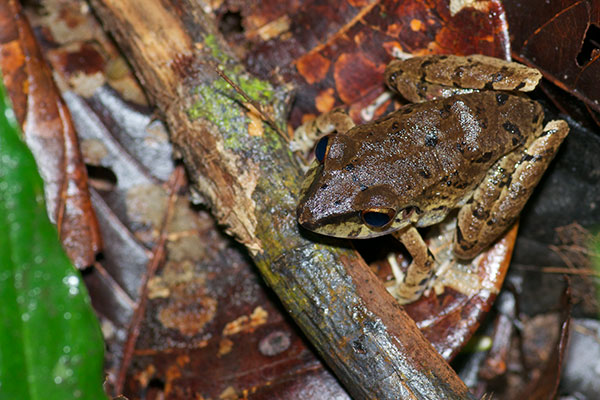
[88,1,474,398]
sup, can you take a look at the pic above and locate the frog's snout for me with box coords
[296,201,316,230]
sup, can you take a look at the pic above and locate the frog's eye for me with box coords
[315,136,330,163]
[361,208,396,228]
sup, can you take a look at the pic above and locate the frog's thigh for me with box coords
[454,120,569,259]
[391,226,436,304]
[290,108,355,153]
[384,54,542,103]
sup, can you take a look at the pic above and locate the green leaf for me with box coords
[0,80,106,398]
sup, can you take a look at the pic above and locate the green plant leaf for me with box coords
[0,79,106,399]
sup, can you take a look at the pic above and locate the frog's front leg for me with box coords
[389,226,436,304]
[455,120,570,259]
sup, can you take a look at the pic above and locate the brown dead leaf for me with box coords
[506,0,600,113]
[0,0,101,268]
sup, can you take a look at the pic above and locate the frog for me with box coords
[295,54,569,304]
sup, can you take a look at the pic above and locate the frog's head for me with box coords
[297,134,420,239]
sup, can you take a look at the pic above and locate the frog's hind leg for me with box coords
[384,54,542,103]
[290,108,355,154]
[454,120,569,259]
[390,226,436,304]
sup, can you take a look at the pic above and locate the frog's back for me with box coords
[347,92,543,209]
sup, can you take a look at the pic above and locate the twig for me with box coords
[114,166,185,394]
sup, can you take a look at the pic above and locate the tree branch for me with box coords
[88,1,474,398]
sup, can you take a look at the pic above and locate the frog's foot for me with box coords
[384,54,542,103]
[290,108,355,154]
[454,119,570,259]
[390,226,436,304]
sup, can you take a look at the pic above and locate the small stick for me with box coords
[114,166,185,394]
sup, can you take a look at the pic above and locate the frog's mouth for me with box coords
[298,211,392,239]
[297,202,411,239]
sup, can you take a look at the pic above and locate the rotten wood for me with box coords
[87,0,474,398]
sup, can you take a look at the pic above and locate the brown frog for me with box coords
[296,54,569,304]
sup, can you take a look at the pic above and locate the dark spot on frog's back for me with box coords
[419,168,431,178]
[492,71,504,83]
[502,121,521,137]
[453,66,464,80]
[420,59,434,69]
[496,93,509,105]
[425,133,438,147]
